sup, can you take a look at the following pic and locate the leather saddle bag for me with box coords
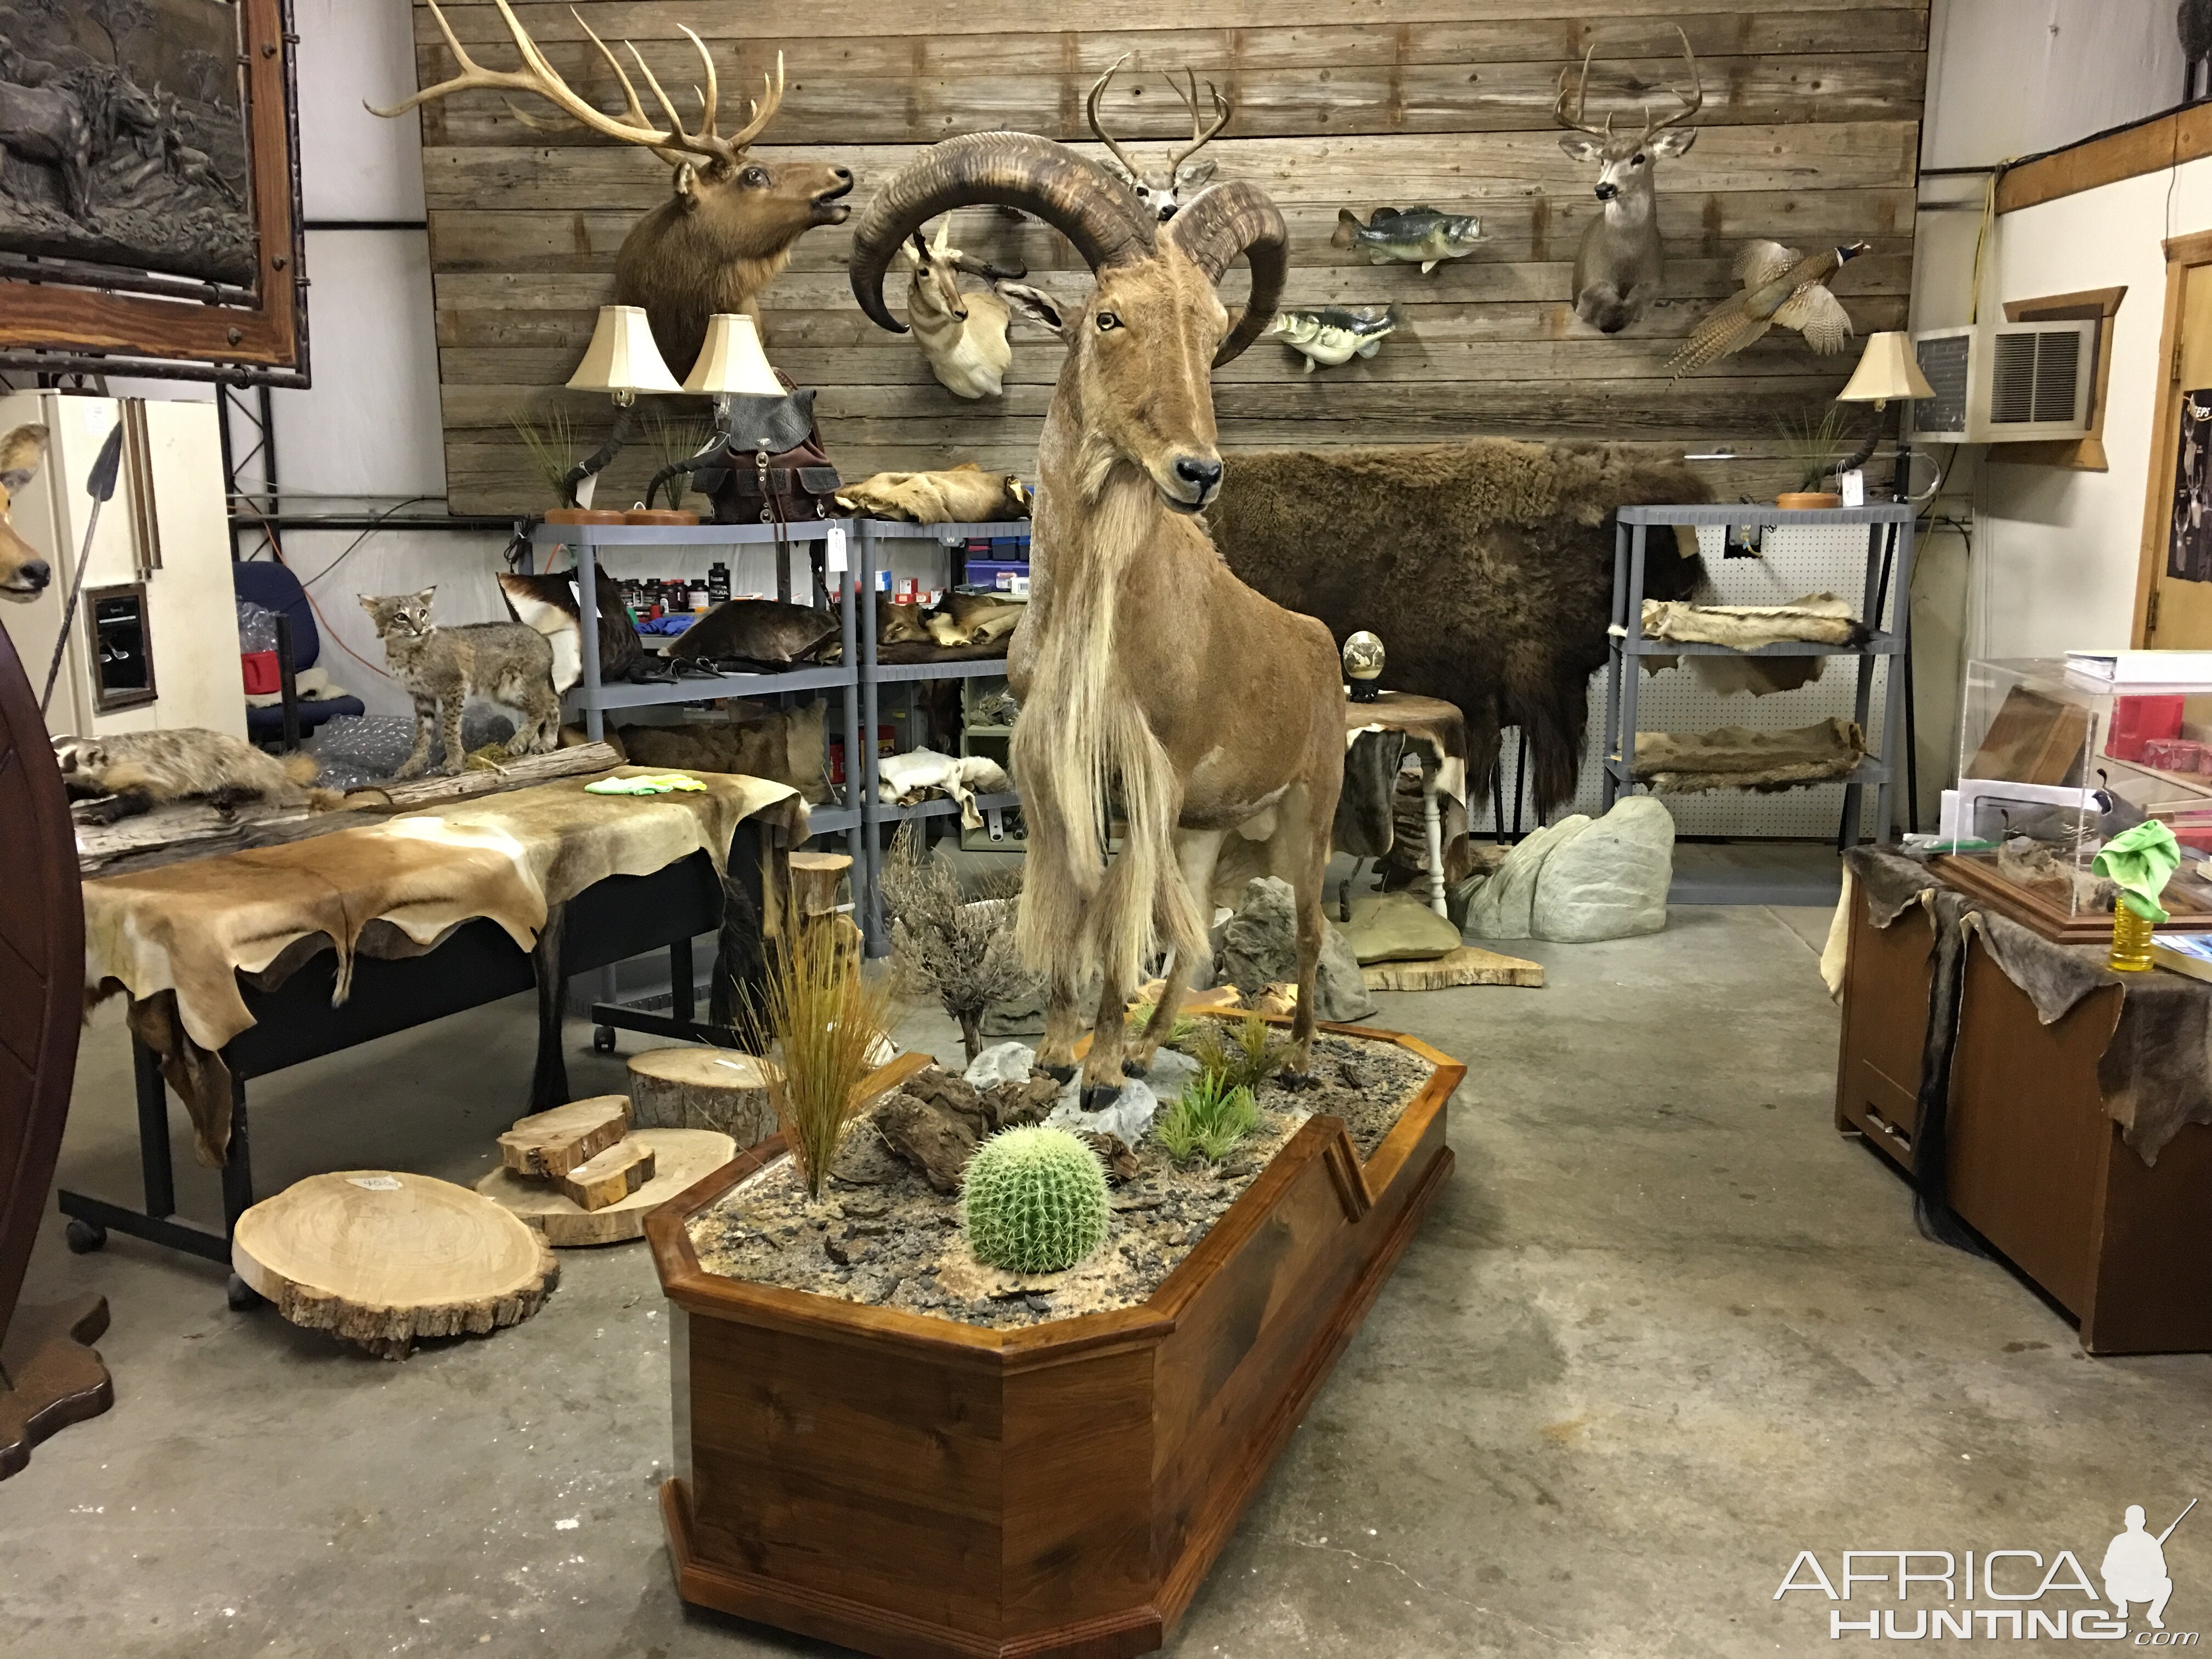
[696,381,842,528]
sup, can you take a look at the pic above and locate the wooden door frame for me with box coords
[2134,230,2212,645]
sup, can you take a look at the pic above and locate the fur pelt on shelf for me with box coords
[1209,438,1710,817]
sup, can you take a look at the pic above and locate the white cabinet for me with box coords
[0,392,242,741]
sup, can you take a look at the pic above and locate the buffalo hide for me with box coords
[1209,438,1709,817]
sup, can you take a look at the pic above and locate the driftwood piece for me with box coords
[628,1048,779,1144]
[561,1138,658,1211]
[874,1091,977,1193]
[230,1173,558,1359]
[498,1096,631,1179]
[1363,945,1545,991]
[475,1128,736,1246]
[70,743,625,874]
[369,742,623,808]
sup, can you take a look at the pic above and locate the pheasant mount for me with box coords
[646,1023,1463,1659]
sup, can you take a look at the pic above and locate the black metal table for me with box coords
[58,823,770,1300]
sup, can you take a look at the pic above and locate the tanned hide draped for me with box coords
[1209,439,1710,817]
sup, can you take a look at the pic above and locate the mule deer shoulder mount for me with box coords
[372,0,854,382]
[1085,55,1233,224]
[1554,27,1703,335]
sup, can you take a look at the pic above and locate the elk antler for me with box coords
[370,0,782,174]
[1085,54,1146,186]
[1553,41,1611,138]
[1166,67,1232,179]
[1639,25,1703,137]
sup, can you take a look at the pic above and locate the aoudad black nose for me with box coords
[1175,456,1224,488]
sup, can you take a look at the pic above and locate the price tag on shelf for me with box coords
[825,524,848,574]
[1839,469,1866,507]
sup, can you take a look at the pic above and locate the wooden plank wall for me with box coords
[409,0,1928,515]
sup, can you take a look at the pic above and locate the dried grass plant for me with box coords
[512,409,583,507]
[1189,1013,1292,1094]
[648,412,714,511]
[881,821,1036,1062]
[740,889,899,1201]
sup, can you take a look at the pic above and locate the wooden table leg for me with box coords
[1421,755,1448,918]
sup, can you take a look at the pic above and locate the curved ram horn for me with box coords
[1166,180,1288,365]
[849,132,1152,335]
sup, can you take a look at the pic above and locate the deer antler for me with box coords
[1640,25,1703,137]
[1166,67,1232,179]
[1085,54,1146,185]
[370,0,782,174]
[1553,41,1611,138]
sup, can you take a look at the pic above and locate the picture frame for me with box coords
[0,0,308,386]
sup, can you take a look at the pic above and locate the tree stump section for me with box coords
[231,1173,558,1359]
[561,1139,658,1211]
[476,1129,736,1246]
[788,850,851,919]
[629,1048,779,1145]
[499,1096,630,1179]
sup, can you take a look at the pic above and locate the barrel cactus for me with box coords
[961,1125,1110,1274]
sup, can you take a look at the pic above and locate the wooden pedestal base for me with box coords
[0,1294,113,1480]
[650,1023,1462,1659]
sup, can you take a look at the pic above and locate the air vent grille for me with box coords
[1915,334,1971,433]
[1988,329,2083,425]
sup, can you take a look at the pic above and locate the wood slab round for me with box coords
[232,1173,558,1359]
[629,1047,780,1143]
[476,1128,737,1247]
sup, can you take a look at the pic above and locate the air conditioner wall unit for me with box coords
[1911,320,2098,443]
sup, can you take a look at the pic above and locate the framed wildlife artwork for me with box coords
[0,0,307,384]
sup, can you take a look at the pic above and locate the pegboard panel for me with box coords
[1466,522,1897,842]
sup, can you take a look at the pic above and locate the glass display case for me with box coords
[1944,658,2212,936]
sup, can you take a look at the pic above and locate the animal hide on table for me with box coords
[665,598,838,668]
[1210,438,1710,819]
[1633,718,1865,794]
[610,700,831,803]
[1334,729,1407,857]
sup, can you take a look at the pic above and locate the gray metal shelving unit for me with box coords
[526,518,866,1036]
[855,518,1032,955]
[1601,502,1916,879]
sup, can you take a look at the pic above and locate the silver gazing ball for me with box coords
[1342,630,1385,702]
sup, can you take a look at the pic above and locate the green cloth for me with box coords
[2092,820,2183,923]
[584,772,707,797]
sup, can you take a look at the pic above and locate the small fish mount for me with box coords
[1086,54,1233,224]
[1331,206,1485,275]
[1265,303,1403,374]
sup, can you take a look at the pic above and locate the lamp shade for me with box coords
[682,312,783,396]
[1836,330,1935,407]
[566,304,681,394]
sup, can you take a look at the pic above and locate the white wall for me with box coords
[1903,0,2197,812]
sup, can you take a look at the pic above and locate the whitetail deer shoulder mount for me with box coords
[852,134,1347,1107]
[1085,56,1233,224]
[1554,27,1703,335]
[898,220,1034,400]
[373,0,853,381]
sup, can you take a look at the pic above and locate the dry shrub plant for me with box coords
[741,885,899,1201]
[881,821,1036,1062]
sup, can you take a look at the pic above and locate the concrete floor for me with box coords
[7,904,2209,1657]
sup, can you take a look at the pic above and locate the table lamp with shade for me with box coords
[1834,330,1936,501]
[685,311,819,457]
[560,303,682,511]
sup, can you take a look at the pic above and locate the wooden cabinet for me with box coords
[1836,897,2212,1353]
[1832,897,1933,1170]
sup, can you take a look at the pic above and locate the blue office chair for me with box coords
[231,561,365,746]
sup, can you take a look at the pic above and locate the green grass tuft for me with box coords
[1155,1070,1261,1165]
